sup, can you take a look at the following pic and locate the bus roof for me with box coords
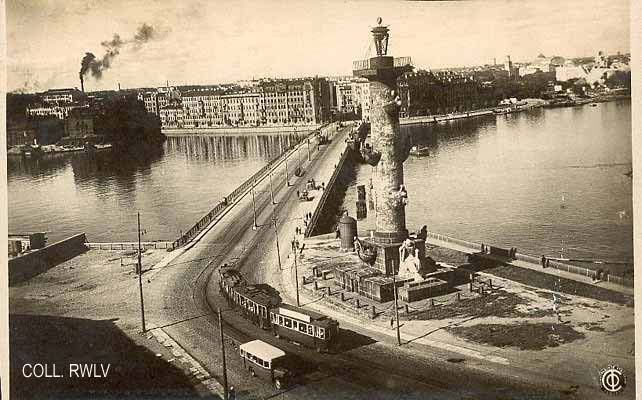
[240,340,285,361]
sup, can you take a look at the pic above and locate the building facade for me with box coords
[397,71,497,117]
[64,108,95,137]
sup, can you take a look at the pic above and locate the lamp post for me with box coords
[137,212,146,333]
[251,181,258,230]
[293,236,300,307]
[269,173,275,204]
[307,139,311,161]
[218,308,229,400]
[284,155,290,186]
[392,273,401,346]
[273,216,282,270]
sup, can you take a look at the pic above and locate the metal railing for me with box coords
[86,242,173,250]
[304,122,361,237]
[425,231,633,288]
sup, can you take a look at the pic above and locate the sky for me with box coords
[5,0,631,93]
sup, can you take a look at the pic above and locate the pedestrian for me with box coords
[296,190,300,198]
[390,318,394,329]
[481,243,484,253]
[541,255,546,268]
[228,386,236,400]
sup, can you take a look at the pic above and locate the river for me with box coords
[8,133,300,243]
[342,100,633,267]
[8,100,633,269]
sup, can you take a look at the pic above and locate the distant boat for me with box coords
[590,103,598,107]
[409,145,430,157]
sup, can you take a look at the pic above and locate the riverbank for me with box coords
[400,94,629,126]
[162,124,322,136]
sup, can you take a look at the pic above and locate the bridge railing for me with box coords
[86,242,173,250]
[171,123,336,249]
[305,122,362,237]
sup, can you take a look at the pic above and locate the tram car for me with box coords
[217,264,340,352]
[270,304,339,353]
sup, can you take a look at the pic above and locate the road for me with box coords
[145,125,581,399]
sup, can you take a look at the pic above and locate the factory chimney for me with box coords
[80,73,85,92]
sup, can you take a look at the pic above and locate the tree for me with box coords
[95,94,165,147]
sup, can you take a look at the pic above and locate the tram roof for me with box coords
[240,340,286,361]
[236,285,280,307]
[278,303,329,322]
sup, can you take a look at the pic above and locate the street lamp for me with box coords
[392,273,401,346]
[273,216,282,271]
[307,139,311,161]
[268,172,275,204]
[292,236,300,307]
[284,155,290,186]
[251,180,258,230]
[137,212,147,333]
[218,308,229,400]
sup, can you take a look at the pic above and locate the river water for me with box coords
[8,100,633,268]
[342,100,633,266]
[8,133,300,243]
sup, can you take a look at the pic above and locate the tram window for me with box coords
[292,321,298,331]
[318,328,325,339]
[284,317,292,328]
[299,322,307,333]
[279,316,283,325]
[270,312,275,323]
[308,325,314,335]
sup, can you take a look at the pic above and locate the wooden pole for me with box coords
[218,308,229,400]
[137,212,146,333]
[293,236,300,307]
[393,274,401,346]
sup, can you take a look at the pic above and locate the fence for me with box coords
[425,231,481,252]
[171,123,336,249]
[86,242,173,250]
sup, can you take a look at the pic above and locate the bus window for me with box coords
[299,322,307,333]
[284,317,292,328]
[308,325,313,335]
[292,321,298,331]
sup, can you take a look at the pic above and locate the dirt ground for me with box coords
[447,322,586,351]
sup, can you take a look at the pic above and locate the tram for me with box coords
[217,264,339,352]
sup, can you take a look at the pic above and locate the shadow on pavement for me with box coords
[10,314,200,399]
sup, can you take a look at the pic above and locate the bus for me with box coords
[239,340,291,390]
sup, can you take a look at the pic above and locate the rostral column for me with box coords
[353,18,414,275]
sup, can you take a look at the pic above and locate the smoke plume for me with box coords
[79,23,164,81]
